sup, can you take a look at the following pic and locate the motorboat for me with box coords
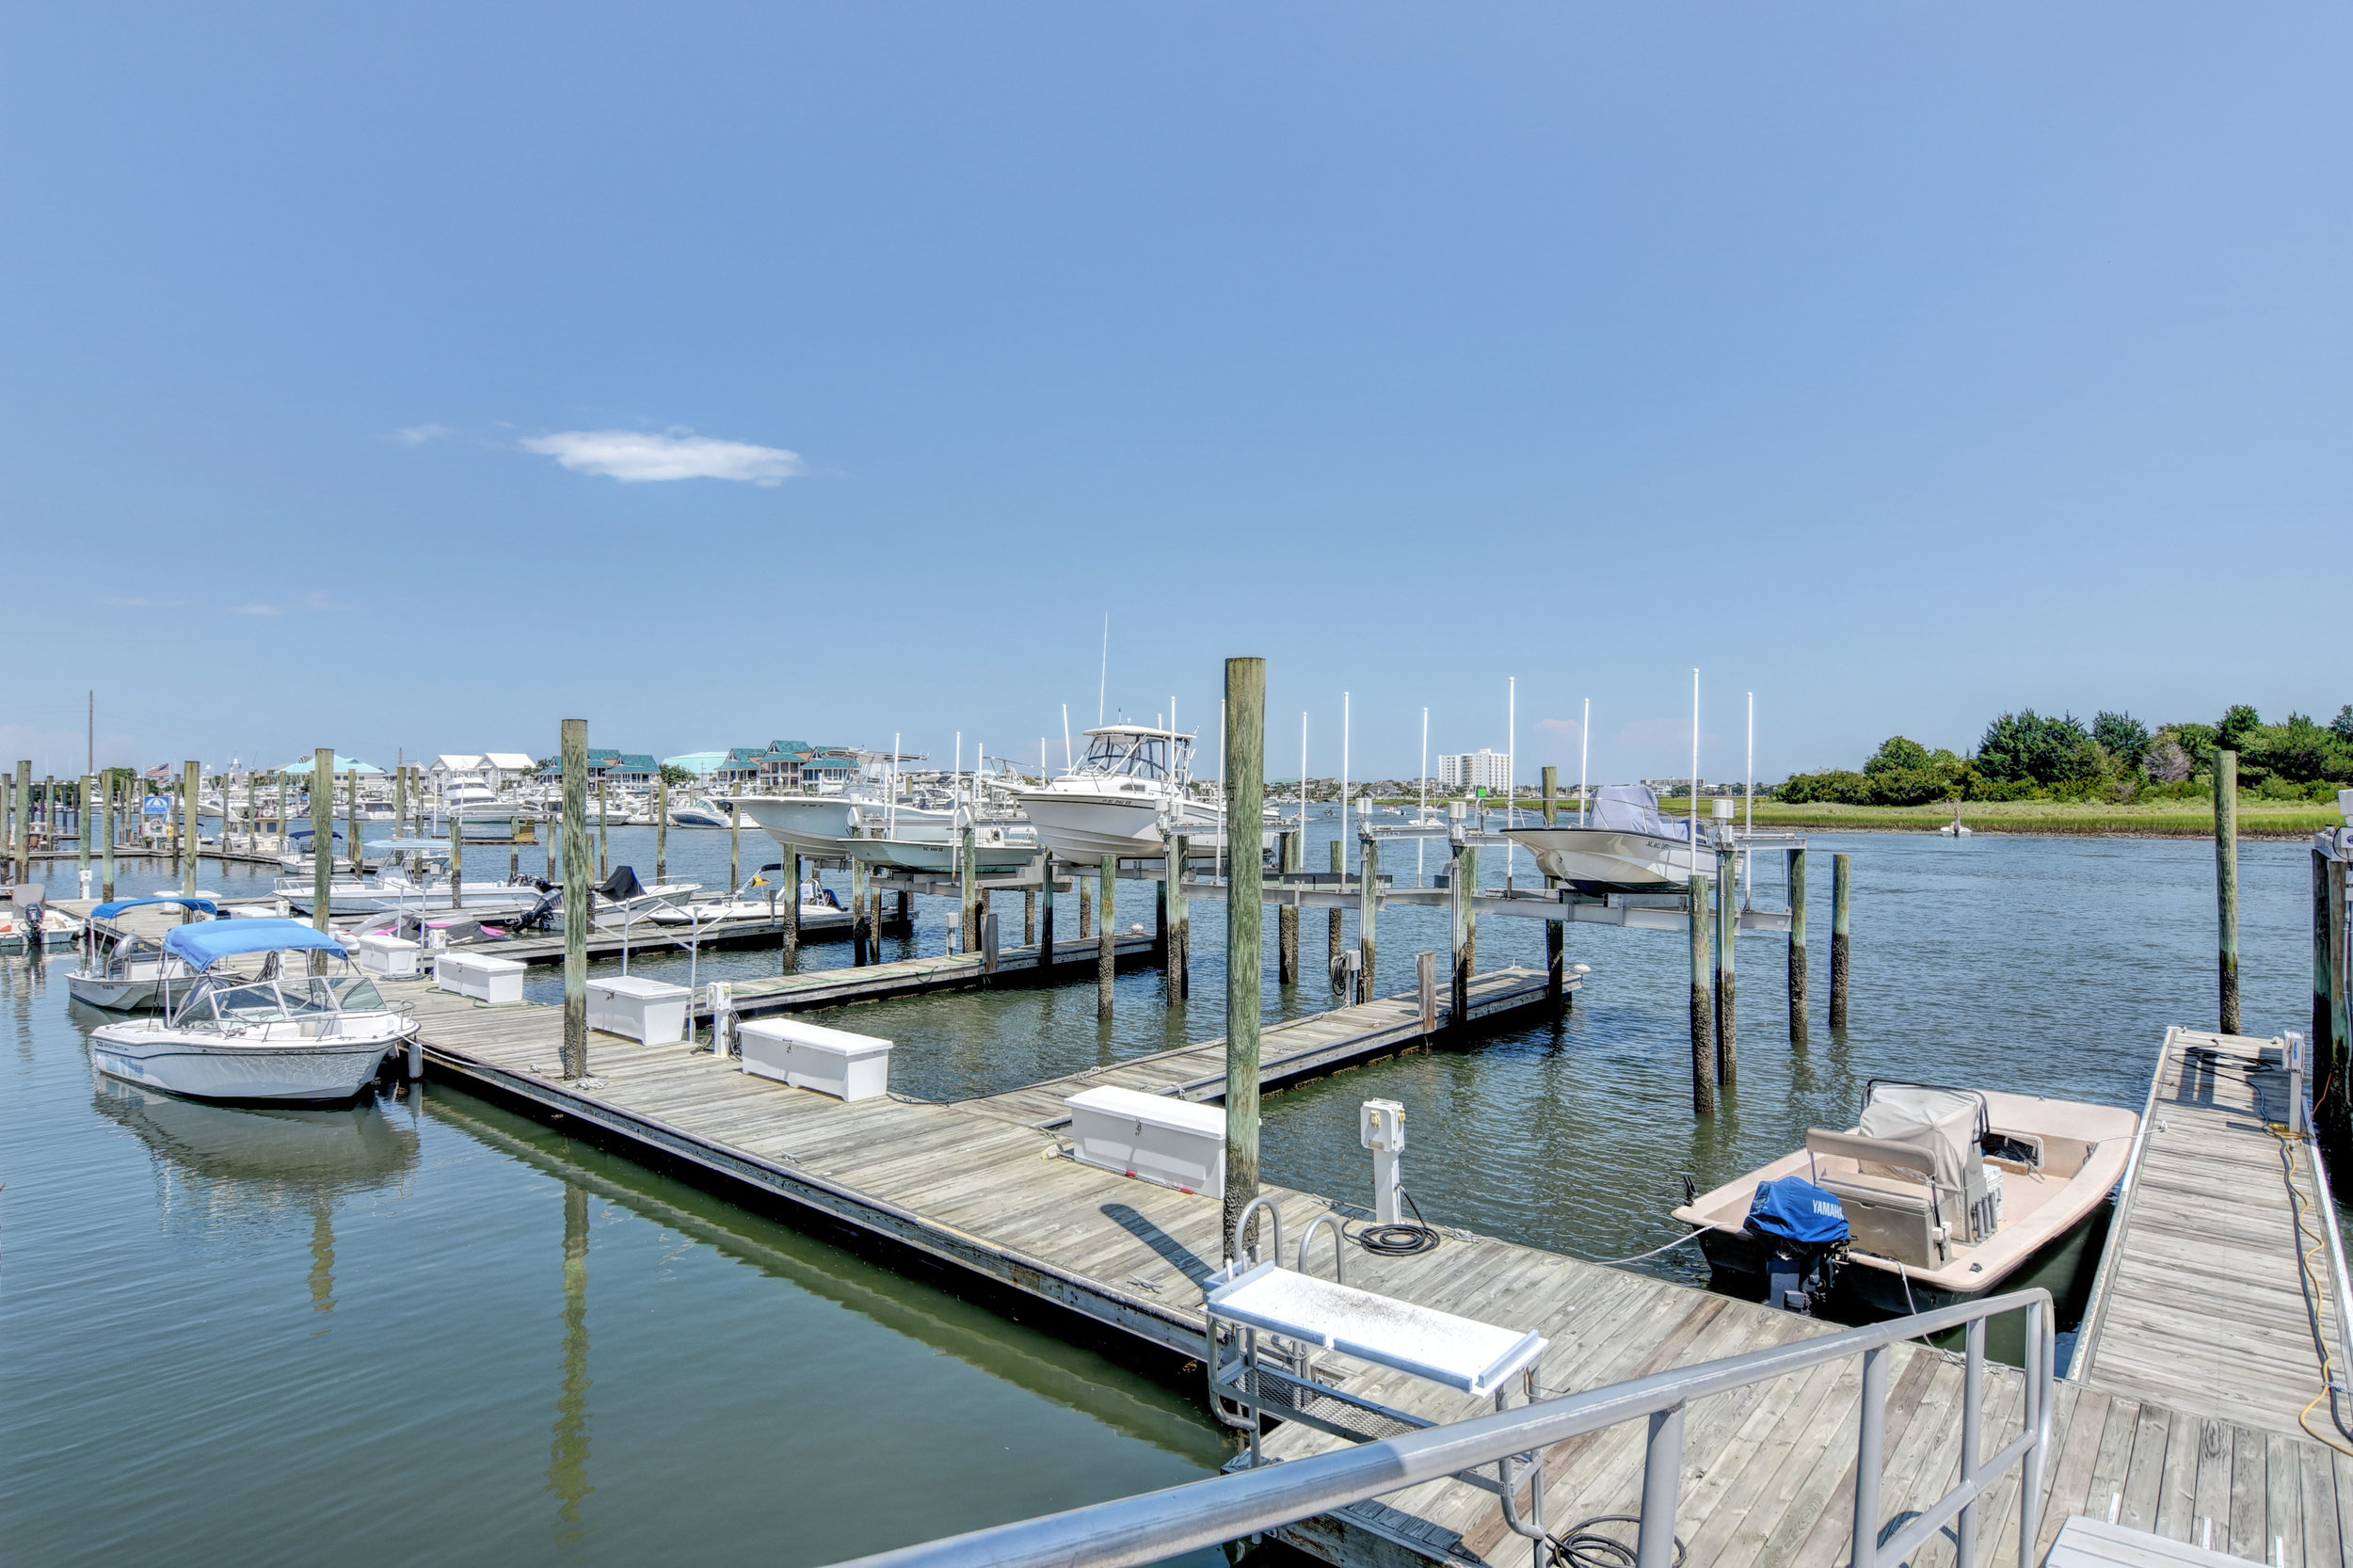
[583,865,703,929]
[1,885,80,952]
[671,796,738,828]
[1936,803,1972,838]
[1500,783,1708,894]
[277,840,546,918]
[847,814,1040,874]
[66,897,216,1011]
[1671,1080,2136,1316]
[1017,726,1274,862]
[86,919,417,1103]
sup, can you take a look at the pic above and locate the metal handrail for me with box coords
[823,1288,2054,1568]
[2291,1032,2353,1445]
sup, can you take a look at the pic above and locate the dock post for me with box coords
[1689,872,1716,1114]
[393,764,407,850]
[276,773,288,855]
[310,750,333,971]
[1079,874,1091,940]
[1543,766,1564,1015]
[101,774,115,901]
[1038,854,1055,968]
[1168,835,1190,1002]
[781,848,800,968]
[850,856,871,966]
[243,772,256,856]
[1096,854,1115,1017]
[655,774,668,883]
[1716,847,1737,1086]
[2315,851,2352,1188]
[1278,828,1300,986]
[1357,833,1378,1005]
[450,792,464,909]
[1449,836,1478,1038]
[561,719,589,1080]
[1222,656,1266,1260]
[1155,861,1167,962]
[960,824,978,955]
[728,795,740,894]
[345,761,360,874]
[182,760,199,895]
[1417,949,1436,1034]
[1023,882,1035,946]
[983,909,1000,978]
[597,775,608,879]
[2216,749,2241,1033]
[1326,840,1344,990]
[1829,852,1851,1030]
[1787,848,1809,1044]
[77,774,91,893]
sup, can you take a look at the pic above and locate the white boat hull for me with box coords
[67,964,185,1012]
[731,795,867,856]
[1017,792,1269,862]
[1500,825,1702,893]
[847,832,1037,874]
[88,1025,406,1102]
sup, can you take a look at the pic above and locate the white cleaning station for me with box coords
[1203,1196,1554,1563]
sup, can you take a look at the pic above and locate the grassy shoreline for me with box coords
[1364,796,2340,839]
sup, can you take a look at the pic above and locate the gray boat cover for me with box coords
[1857,1084,1980,1198]
[1589,784,1693,842]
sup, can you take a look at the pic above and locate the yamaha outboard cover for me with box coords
[1744,1175,1849,1315]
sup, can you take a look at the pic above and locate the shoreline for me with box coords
[1360,796,2338,840]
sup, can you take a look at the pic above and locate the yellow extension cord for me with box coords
[2265,1122,2353,1457]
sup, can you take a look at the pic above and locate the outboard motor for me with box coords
[515,888,562,931]
[1743,1175,1850,1315]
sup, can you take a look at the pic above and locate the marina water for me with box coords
[0,828,2322,1563]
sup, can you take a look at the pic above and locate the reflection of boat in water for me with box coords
[1501,784,1706,894]
[90,1074,417,1192]
[1673,1080,2136,1318]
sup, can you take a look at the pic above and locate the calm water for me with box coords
[0,824,2322,1561]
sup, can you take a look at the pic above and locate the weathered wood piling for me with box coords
[181,760,199,895]
[560,719,588,1080]
[1223,655,1265,1256]
[1096,854,1115,1016]
[1829,851,1851,1030]
[309,750,332,961]
[1715,845,1737,1086]
[1786,847,1808,1044]
[1689,870,1715,1114]
[2216,748,2240,1033]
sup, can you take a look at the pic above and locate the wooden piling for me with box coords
[1449,838,1478,1039]
[1278,828,1300,986]
[2329,857,2350,1187]
[183,760,200,895]
[1023,883,1036,946]
[277,773,288,855]
[1323,838,1343,992]
[1689,872,1716,1114]
[1715,847,1737,1087]
[1787,848,1809,1045]
[101,773,116,901]
[1038,854,1056,968]
[1357,833,1379,1006]
[163,776,179,881]
[393,764,407,846]
[597,774,609,879]
[560,719,589,1080]
[2315,852,2351,1187]
[1167,834,1190,1003]
[851,857,872,966]
[78,774,93,884]
[310,751,333,958]
[2216,749,2241,1034]
[1096,854,1116,1018]
[243,773,256,856]
[1417,949,1436,1034]
[1829,852,1851,1030]
[960,824,979,955]
[1222,655,1266,1261]
[12,760,27,883]
[1079,875,1091,940]
[781,847,800,968]
[655,773,669,884]
[345,761,360,875]
[728,796,741,895]
[1542,766,1564,1013]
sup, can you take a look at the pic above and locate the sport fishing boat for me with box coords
[86,919,418,1102]
[1017,725,1275,861]
[1500,783,1707,894]
[670,796,738,828]
[1671,1080,2136,1316]
[846,811,1040,874]
[65,897,217,1011]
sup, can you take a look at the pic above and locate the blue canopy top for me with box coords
[163,918,347,971]
[93,896,220,919]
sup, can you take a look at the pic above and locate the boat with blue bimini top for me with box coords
[86,919,417,1103]
[1672,1080,2135,1317]
[65,897,220,1012]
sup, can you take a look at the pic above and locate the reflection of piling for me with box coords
[1786,848,1809,1044]
[1715,847,1737,1087]
[1167,835,1190,1004]
[2217,750,2241,1034]
[1278,829,1301,986]
[1096,855,1116,1017]
[1689,872,1716,1114]
[561,719,589,1080]
[308,1197,335,1316]
[549,1183,593,1535]
[1829,852,1851,1030]
[1222,656,1266,1260]
[728,792,740,892]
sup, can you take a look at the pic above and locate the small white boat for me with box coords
[1936,803,1972,838]
[1501,784,1707,894]
[66,896,216,1011]
[1672,1080,2136,1315]
[1,887,80,952]
[670,796,737,828]
[1018,726,1273,861]
[87,919,417,1103]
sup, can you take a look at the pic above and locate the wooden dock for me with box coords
[2073,1028,2347,1443]
[696,932,1164,1020]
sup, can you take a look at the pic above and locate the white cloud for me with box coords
[394,424,453,445]
[1536,717,1584,744]
[521,428,807,486]
[233,603,280,616]
[100,595,184,608]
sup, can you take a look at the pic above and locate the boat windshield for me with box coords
[1079,733,1177,782]
[174,971,385,1028]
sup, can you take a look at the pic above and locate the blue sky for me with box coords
[7,5,2346,783]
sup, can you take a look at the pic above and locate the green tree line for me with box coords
[1774,704,2353,807]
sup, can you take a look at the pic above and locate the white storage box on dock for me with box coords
[434,951,525,1004]
[585,976,691,1044]
[737,1016,891,1101]
[1064,1085,1225,1193]
[357,933,423,979]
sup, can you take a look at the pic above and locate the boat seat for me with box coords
[1805,1128,1949,1270]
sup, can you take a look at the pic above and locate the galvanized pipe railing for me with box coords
[823,1289,2054,1568]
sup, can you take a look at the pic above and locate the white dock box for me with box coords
[585,975,691,1044]
[434,951,525,1004]
[357,933,423,979]
[737,1016,891,1101]
[1064,1085,1225,1193]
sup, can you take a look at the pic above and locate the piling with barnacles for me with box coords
[1829,852,1851,1030]
[1786,848,1809,1044]
[1689,871,1716,1114]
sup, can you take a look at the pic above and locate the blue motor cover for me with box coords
[1743,1176,1850,1247]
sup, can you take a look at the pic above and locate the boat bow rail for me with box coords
[822,1289,2057,1568]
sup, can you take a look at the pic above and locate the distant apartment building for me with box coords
[1438,748,1508,791]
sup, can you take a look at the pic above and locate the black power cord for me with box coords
[1353,1185,1443,1256]
[1549,1515,1686,1568]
